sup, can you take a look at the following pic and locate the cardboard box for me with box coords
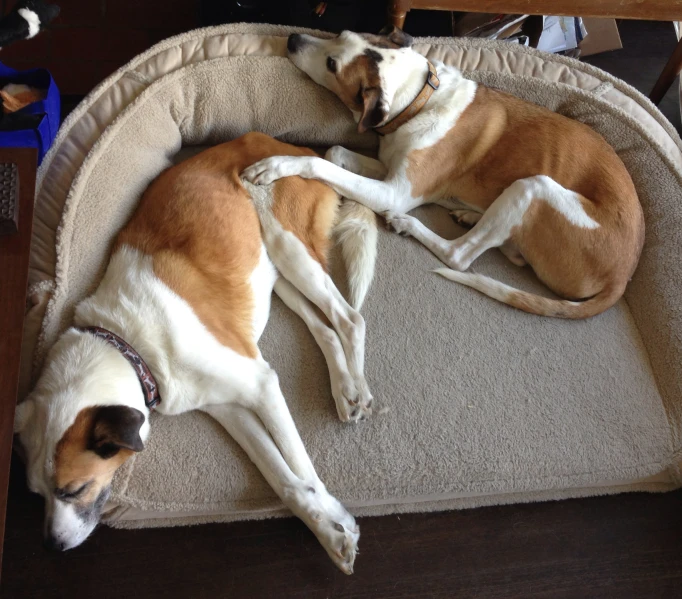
[579,18,623,57]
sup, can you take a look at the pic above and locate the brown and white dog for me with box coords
[14,132,379,573]
[242,28,645,319]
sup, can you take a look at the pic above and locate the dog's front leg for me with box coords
[324,146,387,180]
[202,401,359,574]
[242,155,414,213]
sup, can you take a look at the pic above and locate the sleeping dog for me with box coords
[243,27,645,319]
[13,132,378,574]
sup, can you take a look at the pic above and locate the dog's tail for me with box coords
[335,201,378,310]
[433,269,625,319]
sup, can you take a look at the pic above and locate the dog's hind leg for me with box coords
[275,277,362,422]
[271,234,371,420]
[246,181,372,422]
[202,402,359,574]
[386,177,598,272]
[269,239,372,421]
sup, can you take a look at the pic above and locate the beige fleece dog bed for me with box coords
[21,24,682,528]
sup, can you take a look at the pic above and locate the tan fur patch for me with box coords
[407,85,644,302]
[335,51,384,128]
[359,33,403,49]
[116,132,341,357]
[54,407,132,506]
[272,177,340,270]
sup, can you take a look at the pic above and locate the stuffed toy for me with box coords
[0,0,60,50]
[1,82,45,112]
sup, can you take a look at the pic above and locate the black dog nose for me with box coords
[287,34,303,54]
[44,534,66,551]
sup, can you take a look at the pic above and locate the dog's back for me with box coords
[116,132,340,358]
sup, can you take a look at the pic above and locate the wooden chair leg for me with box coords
[388,0,411,29]
[650,35,682,105]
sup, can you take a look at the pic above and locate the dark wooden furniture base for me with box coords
[0,147,37,584]
[650,36,682,105]
[388,0,682,105]
[0,163,20,236]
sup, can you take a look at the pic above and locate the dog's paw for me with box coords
[332,378,359,423]
[353,376,373,422]
[324,145,350,169]
[450,209,482,228]
[304,487,360,575]
[242,157,306,185]
[384,211,415,237]
[333,378,372,423]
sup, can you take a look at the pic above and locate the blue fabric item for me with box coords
[0,62,60,163]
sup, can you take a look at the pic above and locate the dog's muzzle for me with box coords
[43,532,66,552]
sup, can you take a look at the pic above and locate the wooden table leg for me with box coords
[388,0,411,29]
[650,35,682,105]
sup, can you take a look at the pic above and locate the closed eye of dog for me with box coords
[326,56,337,73]
[55,481,90,500]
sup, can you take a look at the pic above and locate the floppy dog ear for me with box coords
[88,405,145,459]
[378,25,413,48]
[358,87,387,133]
[14,398,35,434]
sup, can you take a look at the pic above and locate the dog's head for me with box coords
[14,331,149,550]
[287,26,421,132]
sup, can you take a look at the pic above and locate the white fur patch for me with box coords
[250,243,278,340]
[50,500,96,550]
[75,247,271,415]
[18,8,41,39]
[519,175,599,229]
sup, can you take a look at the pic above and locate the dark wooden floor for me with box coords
[3,18,682,599]
[3,454,682,599]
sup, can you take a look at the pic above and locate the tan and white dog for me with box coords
[14,132,379,573]
[242,28,645,319]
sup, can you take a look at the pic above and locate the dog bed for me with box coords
[21,24,682,527]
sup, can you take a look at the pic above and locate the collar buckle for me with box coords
[426,69,440,90]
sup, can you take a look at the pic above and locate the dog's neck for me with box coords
[376,62,473,144]
[382,52,431,124]
[73,248,169,414]
[32,328,151,454]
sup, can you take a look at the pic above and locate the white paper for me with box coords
[537,16,580,53]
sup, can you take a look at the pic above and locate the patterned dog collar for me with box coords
[76,326,161,410]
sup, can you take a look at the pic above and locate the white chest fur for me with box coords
[75,246,276,416]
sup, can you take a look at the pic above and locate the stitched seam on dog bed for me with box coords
[110,459,672,512]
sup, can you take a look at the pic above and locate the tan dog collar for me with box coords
[373,61,440,136]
